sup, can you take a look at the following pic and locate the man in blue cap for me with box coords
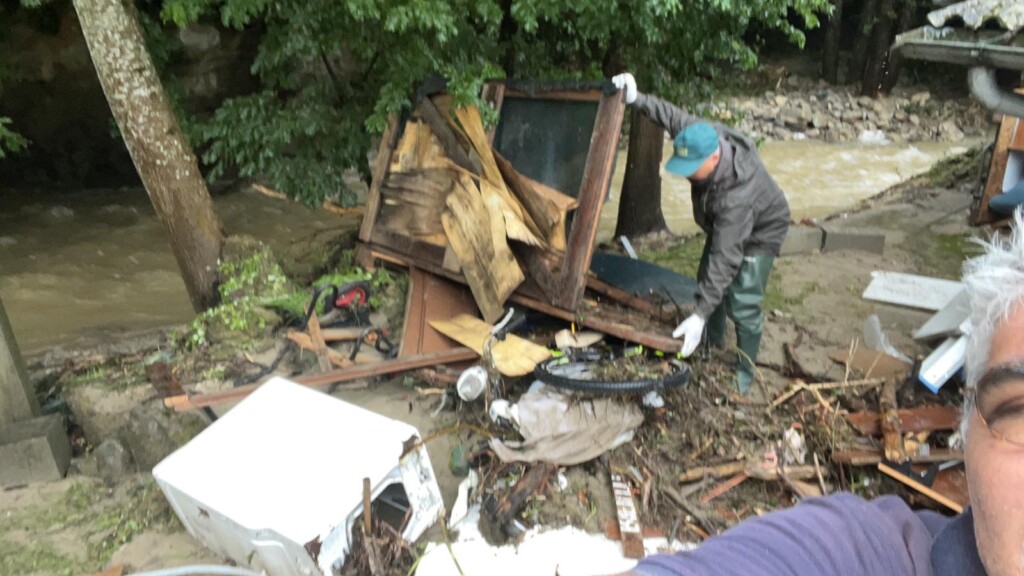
[611,73,790,395]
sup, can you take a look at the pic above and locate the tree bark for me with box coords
[614,109,669,238]
[880,0,919,94]
[822,0,844,84]
[0,293,39,426]
[848,0,880,85]
[73,0,224,311]
[861,0,897,97]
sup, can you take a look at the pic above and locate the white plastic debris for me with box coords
[415,505,695,576]
[642,390,665,409]
[449,471,480,530]
[783,427,807,465]
[456,365,488,402]
[863,314,912,363]
[153,378,444,576]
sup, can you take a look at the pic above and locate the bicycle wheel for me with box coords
[534,350,691,394]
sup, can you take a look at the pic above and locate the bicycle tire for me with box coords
[534,350,691,394]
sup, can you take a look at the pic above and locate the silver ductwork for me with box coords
[968,67,1024,119]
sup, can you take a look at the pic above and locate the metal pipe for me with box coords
[129,565,262,576]
[968,67,1024,118]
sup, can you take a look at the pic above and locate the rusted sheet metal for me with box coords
[928,0,1024,33]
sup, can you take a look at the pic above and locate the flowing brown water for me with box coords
[1,139,972,353]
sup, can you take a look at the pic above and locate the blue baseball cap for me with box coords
[665,123,719,177]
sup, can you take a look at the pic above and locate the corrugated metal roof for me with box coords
[927,0,1024,34]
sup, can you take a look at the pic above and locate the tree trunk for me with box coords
[822,0,844,84]
[614,109,668,238]
[861,0,897,97]
[880,0,919,93]
[848,0,880,85]
[0,293,39,426]
[73,0,224,312]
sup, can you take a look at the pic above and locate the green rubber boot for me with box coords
[727,255,775,395]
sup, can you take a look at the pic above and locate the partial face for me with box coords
[966,304,1024,576]
[687,148,721,182]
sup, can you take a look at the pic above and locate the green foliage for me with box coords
[154,0,828,205]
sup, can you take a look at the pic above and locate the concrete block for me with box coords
[780,226,823,256]
[822,228,886,254]
[0,414,71,486]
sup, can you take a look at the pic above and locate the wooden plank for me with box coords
[503,88,603,102]
[442,174,525,322]
[418,97,479,174]
[89,566,125,576]
[1011,117,1024,152]
[370,228,448,264]
[879,379,907,463]
[452,105,545,246]
[307,312,334,372]
[512,243,561,305]
[399,267,478,358]
[844,405,960,436]
[388,120,451,172]
[494,150,574,250]
[360,117,399,243]
[587,276,670,322]
[974,109,1021,225]
[557,89,625,309]
[286,331,354,368]
[832,447,962,466]
[829,348,911,381]
[611,473,645,559]
[878,462,964,513]
[320,327,366,342]
[429,314,550,377]
[167,348,479,411]
[481,82,506,145]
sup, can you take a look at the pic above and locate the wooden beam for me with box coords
[878,462,964,513]
[879,378,908,463]
[166,348,479,411]
[360,117,399,243]
[557,89,625,309]
[973,97,1023,226]
[844,405,960,437]
[831,447,962,466]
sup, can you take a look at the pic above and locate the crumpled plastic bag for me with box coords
[490,385,644,466]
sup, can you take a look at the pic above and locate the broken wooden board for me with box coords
[400,266,479,358]
[389,120,453,172]
[494,150,576,251]
[829,348,911,381]
[831,447,962,466]
[166,348,479,411]
[879,378,908,463]
[862,272,963,311]
[611,473,644,559]
[878,462,963,513]
[429,314,550,377]
[442,174,525,322]
[844,405,960,437]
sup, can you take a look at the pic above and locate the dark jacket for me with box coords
[632,93,791,318]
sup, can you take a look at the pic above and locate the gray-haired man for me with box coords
[609,211,1024,575]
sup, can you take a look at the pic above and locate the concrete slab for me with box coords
[822,228,886,254]
[780,226,823,256]
[0,414,71,486]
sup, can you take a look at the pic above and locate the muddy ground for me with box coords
[0,146,985,575]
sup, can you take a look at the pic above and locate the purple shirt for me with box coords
[631,493,986,576]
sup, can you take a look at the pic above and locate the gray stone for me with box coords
[124,404,179,472]
[774,94,788,107]
[79,438,135,485]
[805,128,821,138]
[64,383,147,445]
[0,415,71,486]
[909,114,921,126]
[939,120,965,143]
[911,91,931,106]
[857,96,874,108]
[780,226,823,256]
[842,110,864,122]
[894,109,908,122]
[821,228,886,254]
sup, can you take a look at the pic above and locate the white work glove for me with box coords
[672,314,706,358]
[611,73,638,104]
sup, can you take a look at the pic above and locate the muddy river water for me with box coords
[0,139,971,353]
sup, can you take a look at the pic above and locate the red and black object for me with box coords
[301,281,372,329]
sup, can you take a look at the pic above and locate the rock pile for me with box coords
[706,75,994,144]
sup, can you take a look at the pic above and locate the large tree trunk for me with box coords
[861,0,897,97]
[73,0,224,311]
[614,109,668,238]
[822,0,844,84]
[848,0,880,85]
[880,0,919,93]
